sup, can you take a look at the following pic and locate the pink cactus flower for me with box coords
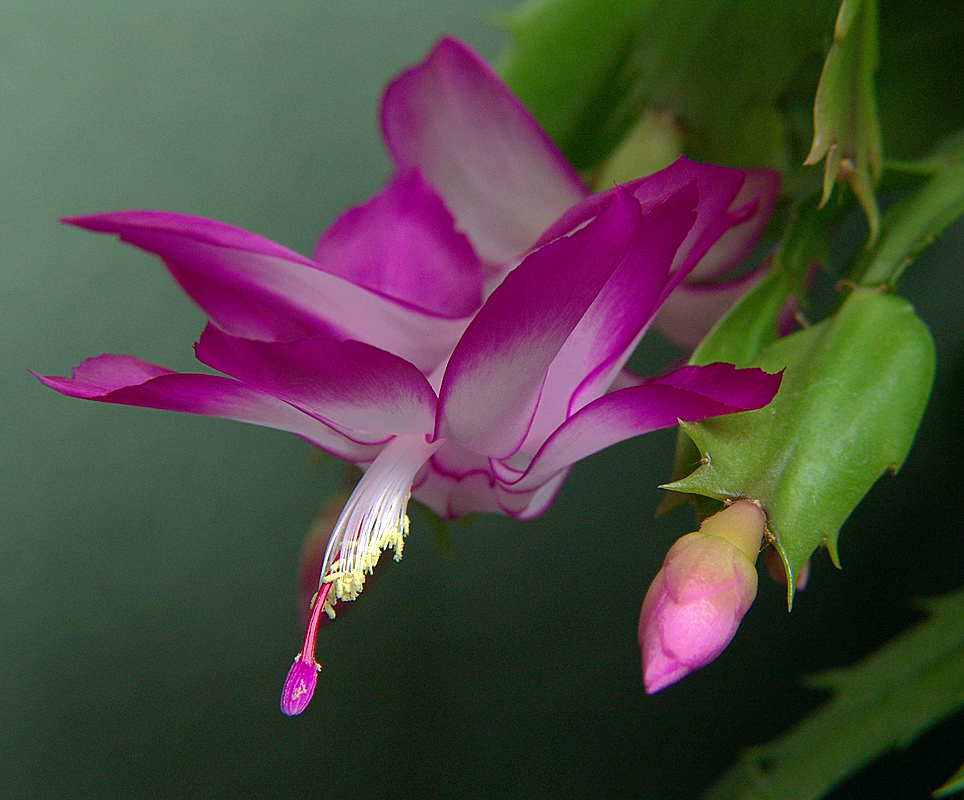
[36,39,781,716]
[639,501,766,693]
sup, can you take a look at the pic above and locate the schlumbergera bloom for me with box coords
[36,38,782,716]
[639,501,766,693]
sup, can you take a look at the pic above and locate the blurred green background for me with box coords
[3,3,963,799]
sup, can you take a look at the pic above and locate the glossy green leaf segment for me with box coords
[660,195,843,519]
[805,0,883,240]
[700,587,964,800]
[689,195,842,370]
[498,0,836,171]
[664,288,935,602]
[855,157,964,287]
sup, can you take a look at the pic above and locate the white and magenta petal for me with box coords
[312,170,483,317]
[650,170,779,348]
[535,158,735,257]
[682,168,780,283]
[381,37,587,264]
[64,211,472,373]
[33,354,384,460]
[413,461,503,520]
[195,325,437,437]
[410,442,569,521]
[498,362,782,492]
[517,182,699,454]
[493,469,571,520]
[535,158,778,291]
[435,188,643,459]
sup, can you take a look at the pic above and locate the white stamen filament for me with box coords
[318,434,440,613]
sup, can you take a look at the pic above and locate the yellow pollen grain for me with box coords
[322,514,410,609]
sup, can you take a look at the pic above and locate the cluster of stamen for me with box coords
[280,436,435,716]
[320,501,410,613]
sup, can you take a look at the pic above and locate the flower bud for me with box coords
[639,501,765,693]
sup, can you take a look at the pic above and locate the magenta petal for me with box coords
[33,355,382,460]
[652,362,782,407]
[312,170,483,317]
[410,444,570,522]
[650,168,779,348]
[534,158,776,294]
[517,182,699,454]
[684,168,780,283]
[381,37,586,263]
[64,211,472,373]
[436,188,644,458]
[502,363,782,490]
[195,325,437,436]
[35,353,175,396]
[535,158,738,260]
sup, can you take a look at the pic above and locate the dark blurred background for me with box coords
[2,3,962,798]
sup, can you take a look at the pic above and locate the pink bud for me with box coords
[639,501,765,693]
